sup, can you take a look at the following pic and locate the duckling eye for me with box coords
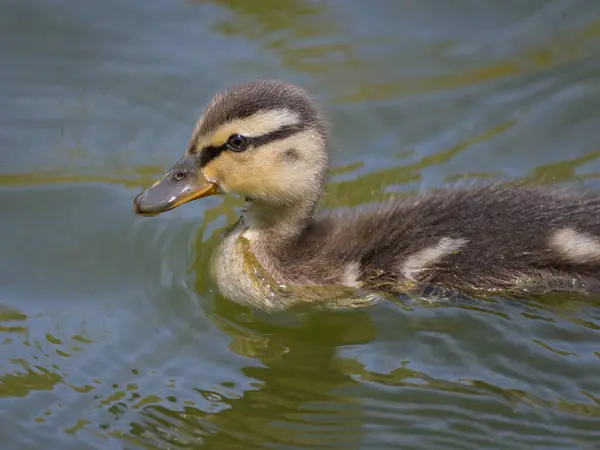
[226,134,249,152]
[173,171,186,181]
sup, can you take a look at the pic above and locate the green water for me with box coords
[2,1,600,448]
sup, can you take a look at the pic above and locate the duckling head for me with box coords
[134,80,329,225]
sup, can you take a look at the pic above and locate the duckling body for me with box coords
[134,80,600,310]
[211,184,600,309]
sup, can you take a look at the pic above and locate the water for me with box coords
[2,0,600,448]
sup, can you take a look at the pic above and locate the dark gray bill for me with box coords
[133,155,218,216]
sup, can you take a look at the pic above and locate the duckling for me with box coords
[134,80,600,310]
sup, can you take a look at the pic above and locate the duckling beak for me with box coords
[133,155,219,216]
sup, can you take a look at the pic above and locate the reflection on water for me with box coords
[114,307,376,449]
[2,0,600,448]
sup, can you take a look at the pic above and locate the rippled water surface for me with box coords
[2,1,600,448]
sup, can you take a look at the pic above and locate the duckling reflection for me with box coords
[129,300,376,448]
[135,80,600,310]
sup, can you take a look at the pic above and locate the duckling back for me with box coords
[273,184,600,298]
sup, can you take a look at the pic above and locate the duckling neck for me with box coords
[242,198,316,244]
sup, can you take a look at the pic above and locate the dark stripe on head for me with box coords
[198,123,307,167]
[199,144,226,167]
[251,123,307,147]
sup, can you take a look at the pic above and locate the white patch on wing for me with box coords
[341,261,362,288]
[401,237,468,281]
[549,228,600,263]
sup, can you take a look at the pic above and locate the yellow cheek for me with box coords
[237,157,285,196]
[219,153,248,190]
[201,150,287,198]
[201,163,219,181]
[202,153,236,188]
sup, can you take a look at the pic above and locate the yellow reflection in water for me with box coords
[334,356,600,418]
[0,359,63,398]
[524,150,600,184]
[0,308,65,398]
[0,306,98,401]
[340,17,600,102]
[108,306,375,448]
[206,0,325,37]
[200,1,600,104]
[324,118,517,208]
[0,165,164,189]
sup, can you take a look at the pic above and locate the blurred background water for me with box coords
[2,0,600,448]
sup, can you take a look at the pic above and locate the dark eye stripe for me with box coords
[252,123,306,147]
[198,122,308,167]
[199,144,227,167]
